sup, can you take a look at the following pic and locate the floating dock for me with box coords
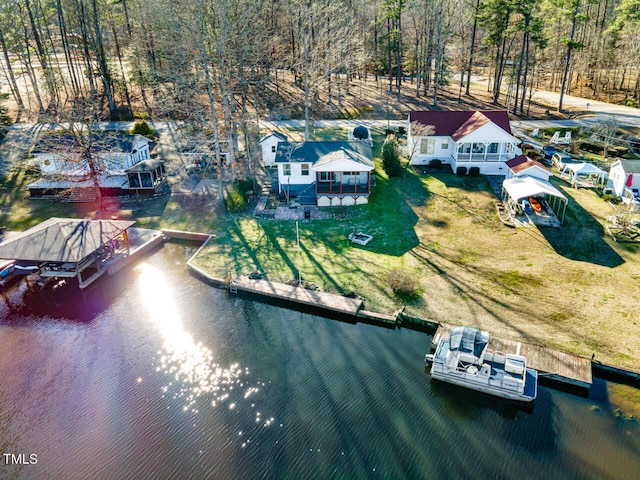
[432,324,593,391]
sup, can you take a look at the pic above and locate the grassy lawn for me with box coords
[191,159,640,369]
[0,167,88,230]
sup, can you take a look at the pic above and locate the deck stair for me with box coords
[298,182,317,205]
[260,177,272,195]
[495,200,515,227]
[68,186,99,203]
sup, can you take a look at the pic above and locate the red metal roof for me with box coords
[505,155,547,174]
[409,110,513,141]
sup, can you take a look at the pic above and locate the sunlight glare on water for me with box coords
[135,263,275,443]
[137,264,248,412]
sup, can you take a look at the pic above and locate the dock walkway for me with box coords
[432,324,592,390]
[104,227,166,276]
[231,276,363,315]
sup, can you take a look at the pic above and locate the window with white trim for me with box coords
[283,164,291,176]
[420,139,435,155]
[319,171,334,182]
[301,163,310,176]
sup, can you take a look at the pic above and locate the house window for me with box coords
[441,139,449,150]
[472,143,485,153]
[283,164,291,176]
[487,143,499,154]
[506,143,514,153]
[458,143,471,153]
[301,163,310,176]
[319,172,334,182]
[271,145,276,153]
[128,173,140,188]
[141,172,153,188]
[420,139,435,155]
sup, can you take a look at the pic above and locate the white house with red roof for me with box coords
[407,110,521,175]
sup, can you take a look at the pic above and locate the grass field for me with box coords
[188,158,640,370]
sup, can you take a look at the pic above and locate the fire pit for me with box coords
[348,232,373,246]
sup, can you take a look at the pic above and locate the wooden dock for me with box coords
[432,324,592,391]
[160,229,214,242]
[231,276,363,316]
[105,228,166,275]
[356,309,398,327]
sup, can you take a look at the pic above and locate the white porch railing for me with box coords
[456,153,508,162]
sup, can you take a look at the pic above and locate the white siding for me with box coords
[507,166,551,182]
[277,162,313,187]
[409,135,453,165]
[260,136,282,167]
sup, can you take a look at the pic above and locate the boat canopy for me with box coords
[449,327,490,364]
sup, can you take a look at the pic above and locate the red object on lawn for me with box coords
[626,173,633,187]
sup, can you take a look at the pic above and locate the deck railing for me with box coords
[316,183,370,194]
[456,153,505,162]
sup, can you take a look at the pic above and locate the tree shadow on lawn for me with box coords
[0,168,105,228]
[412,171,497,221]
[540,187,624,268]
[348,175,420,257]
[421,171,624,268]
[428,172,495,194]
[408,242,607,350]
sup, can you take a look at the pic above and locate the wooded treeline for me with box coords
[1,0,640,139]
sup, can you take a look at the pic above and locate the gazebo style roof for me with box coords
[0,218,135,263]
[562,162,606,176]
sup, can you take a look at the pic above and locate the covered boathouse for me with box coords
[0,218,135,289]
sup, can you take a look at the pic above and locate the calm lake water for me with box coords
[0,242,639,479]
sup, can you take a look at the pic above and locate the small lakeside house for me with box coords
[407,110,521,175]
[27,134,166,198]
[273,141,374,206]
